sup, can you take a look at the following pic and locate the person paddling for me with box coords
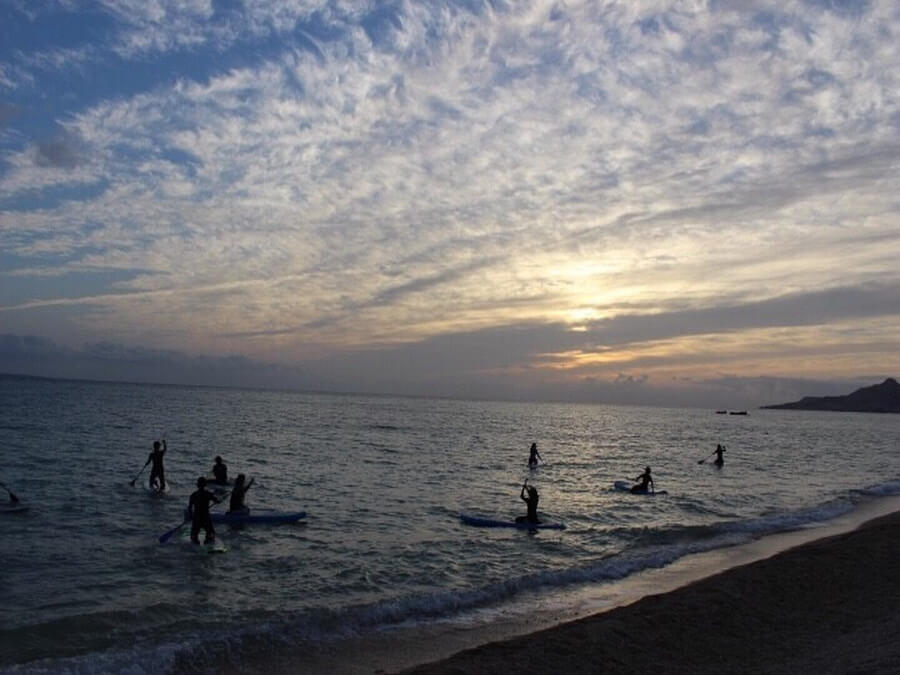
[631,466,654,494]
[188,477,220,544]
[528,442,542,468]
[212,456,228,485]
[516,480,540,524]
[228,474,254,514]
[143,440,167,492]
[713,444,726,467]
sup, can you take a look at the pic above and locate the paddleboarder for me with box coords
[143,440,167,492]
[528,442,542,468]
[228,474,254,514]
[188,477,220,544]
[517,480,540,524]
[212,456,228,485]
[714,444,726,467]
[631,466,654,494]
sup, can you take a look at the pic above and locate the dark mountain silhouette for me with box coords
[762,378,900,413]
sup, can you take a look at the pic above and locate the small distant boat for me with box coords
[729,411,748,415]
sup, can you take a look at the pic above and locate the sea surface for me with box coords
[2,374,900,674]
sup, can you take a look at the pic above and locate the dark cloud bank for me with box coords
[0,331,880,410]
[2,280,896,407]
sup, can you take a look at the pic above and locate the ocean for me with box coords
[2,374,899,673]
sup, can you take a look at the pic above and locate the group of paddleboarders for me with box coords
[519,444,543,523]
[137,441,257,544]
[626,443,725,494]
[188,456,256,544]
[519,441,728,519]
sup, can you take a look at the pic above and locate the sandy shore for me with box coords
[399,511,900,674]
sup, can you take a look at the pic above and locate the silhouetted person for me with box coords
[528,443,542,468]
[714,444,726,467]
[229,474,255,514]
[516,481,540,524]
[212,456,228,484]
[144,440,167,492]
[631,466,654,494]
[188,477,219,544]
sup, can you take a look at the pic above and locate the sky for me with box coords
[1,0,899,408]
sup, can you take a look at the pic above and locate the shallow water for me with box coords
[2,375,899,673]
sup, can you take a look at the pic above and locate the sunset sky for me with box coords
[1,1,899,407]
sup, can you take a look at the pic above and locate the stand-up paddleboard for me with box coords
[184,509,306,525]
[613,480,667,495]
[459,513,566,530]
[201,541,228,554]
[143,482,170,496]
[177,528,228,553]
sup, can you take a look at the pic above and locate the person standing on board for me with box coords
[714,444,726,467]
[517,480,540,524]
[144,440,167,492]
[228,474,255,514]
[528,442,542,468]
[212,456,228,484]
[188,477,220,544]
[631,466,654,494]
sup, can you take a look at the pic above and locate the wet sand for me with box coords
[399,511,900,674]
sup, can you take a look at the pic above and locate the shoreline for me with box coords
[398,500,900,674]
[239,494,900,675]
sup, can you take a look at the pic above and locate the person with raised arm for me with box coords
[517,479,540,524]
[228,474,255,515]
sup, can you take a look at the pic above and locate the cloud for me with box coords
[1,1,899,405]
[0,333,303,389]
[33,130,86,169]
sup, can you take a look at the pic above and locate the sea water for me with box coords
[1,374,899,673]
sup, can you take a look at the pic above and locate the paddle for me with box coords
[158,491,231,544]
[699,445,727,465]
[129,464,147,487]
[0,481,19,504]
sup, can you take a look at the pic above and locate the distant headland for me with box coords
[762,378,900,413]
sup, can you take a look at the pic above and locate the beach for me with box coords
[401,510,900,674]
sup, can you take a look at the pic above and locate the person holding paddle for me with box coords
[528,442,542,469]
[517,479,540,524]
[713,444,726,467]
[143,439,167,492]
[698,444,726,466]
[188,477,220,544]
